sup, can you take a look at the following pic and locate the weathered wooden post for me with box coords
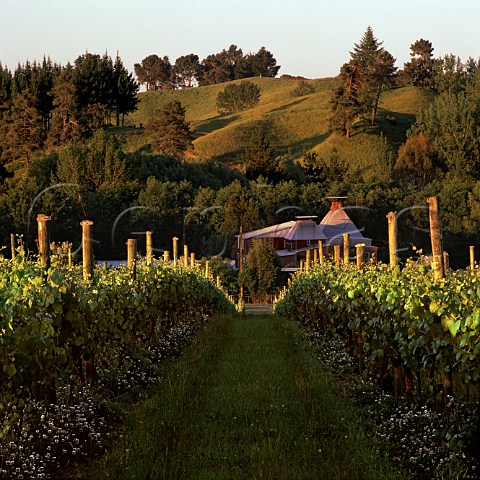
[239,226,244,301]
[313,247,318,264]
[356,243,365,269]
[299,260,304,271]
[470,246,475,272]
[216,275,221,288]
[205,260,210,279]
[334,244,341,267]
[318,240,324,265]
[80,220,94,282]
[190,252,195,268]
[172,237,179,267]
[146,231,153,265]
[127,239,136,268]
[163,250,170,265]
[428,196,452,404]
[443,251,449,275]
[305,249,311,272]
[37,214,51,268]
[183,244,189,268]
[427,196,444,281]
[343,233,350,264]
[10,233,16,260]
[386,211,397,268]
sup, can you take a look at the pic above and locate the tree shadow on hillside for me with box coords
[277,132,331,158]
[268,97,309,114]
[195,114,240,136]
[352,110,416,147]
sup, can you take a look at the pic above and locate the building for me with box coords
[234,199,378,269]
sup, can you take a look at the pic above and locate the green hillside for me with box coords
[124,77,435,179]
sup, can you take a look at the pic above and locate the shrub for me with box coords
[216,81,260,114]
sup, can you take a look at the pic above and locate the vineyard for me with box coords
[274,258,480,476]
[0,251,236,479]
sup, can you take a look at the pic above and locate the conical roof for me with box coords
[319,201,371,246]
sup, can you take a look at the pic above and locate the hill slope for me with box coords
[124,78,435,179]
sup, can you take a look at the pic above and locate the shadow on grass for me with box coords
[351,110,416,148]
[195,114,241,135]
[268,97,309,114]
[276,131,331,158]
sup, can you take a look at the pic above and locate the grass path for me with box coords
[81,314,404,479]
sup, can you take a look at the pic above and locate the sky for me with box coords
[1,0,480,79]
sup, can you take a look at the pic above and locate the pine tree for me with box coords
[147,100,193,157]
[403,39,436,88]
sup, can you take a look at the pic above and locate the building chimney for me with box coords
[330,201,343,210]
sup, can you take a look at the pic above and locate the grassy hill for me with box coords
[123,77,435,180]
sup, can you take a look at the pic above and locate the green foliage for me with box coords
[134,54,173,91]
[55,129,128,190]
[216,80,261,114]
[403,39,436,88]
[246,238,280,297]
[291,80,315,97]
[0,257,235,411]
[146,99,193,157]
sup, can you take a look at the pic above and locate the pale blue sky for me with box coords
[1,0,479,78]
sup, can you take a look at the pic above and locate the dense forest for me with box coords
[1,30,480,271]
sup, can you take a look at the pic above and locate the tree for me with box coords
[49,64,82,144]
[329,61,365,138]
[251,47,281,77]
[199,54,231,86]
[246,238,280,299]
[173,54,201,88]
[403,39,436,88]
[1,88,45,167]
[146,100,193,157]
[134,55,173,91]
[216,80,260,114]
[350,26,382,65]
[409,90,480,176]
[330,26,396,132]
[241,120,277,180]
[112,55,139,126]
[55,129,128,190]
[395,134,434,188]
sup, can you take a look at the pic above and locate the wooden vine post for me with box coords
[37,214,51,268]
[355,243,364,269]
[305,249,311,272]
[172,237,179,267]
[190,252,195,268]
[146,231,153,265]
[318,240,324,265]
[470,246,475,272]
[126,238,136,277]
[239,226,244,301]
[183,245,189,268]
[313,247,318,264]
[386,211,397,268]
[334,244,341,267]
[80,220,94,282]
[205,260,210,279]
[343,233,350,265]
[163,251,170,265]
[427,196,444,281]
[427,196,452,405]
[10,233,16,260]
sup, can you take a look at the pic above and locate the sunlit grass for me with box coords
[121,77,432,177]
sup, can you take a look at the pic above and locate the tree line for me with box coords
[0,53,139,169]
[134,45,280,90]
[329,27,480,139]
